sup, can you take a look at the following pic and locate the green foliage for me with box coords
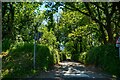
[2,42,34,78]
[52,49,60,64]
[2,42,56,78]
[79,52,88,64]
[65,41,74,53]
[2,2,120,78]
[38,27,60,64]
[2,38,12,51]
[79,44,120,77]
[71,53,80,62]
[59,10,101,55]
[2,2,43,43]
[71,52,87,63]
[35,44,54,70]
[59,51,67,61]
[57,11,89,43]
[39,27,57,47]
[65,2,120,43]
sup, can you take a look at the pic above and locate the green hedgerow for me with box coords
[80,44,120,77]
[2,42,56,78]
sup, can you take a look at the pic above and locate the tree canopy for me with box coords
[2,2,120,78]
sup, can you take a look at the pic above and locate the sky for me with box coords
[35,2,63,25]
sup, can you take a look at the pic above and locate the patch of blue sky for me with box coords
[42,19,48,25]
[34,3,50,14]
[60,43,64,50]
[53,6,63,23]
[35,2,63,25]
[38,3,50,11]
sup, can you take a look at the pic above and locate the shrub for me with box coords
[79,52,87,64]
[52,49,60,64]
[71,53,80,61]
[2,42,34,78]
[59,52,67,61]
[36,45,54,70]
[2,38,12,51]
[2,42,55,78]
[80,44,120,77]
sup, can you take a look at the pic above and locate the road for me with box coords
[32,61,117,80]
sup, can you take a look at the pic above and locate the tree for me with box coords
[65,2,120,44]
[55,9,100,54]
[2,2,42,51]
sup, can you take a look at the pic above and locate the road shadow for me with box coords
[34,61,116,80]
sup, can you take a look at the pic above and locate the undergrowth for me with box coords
[74,44,120,77]
[2,42,59,78]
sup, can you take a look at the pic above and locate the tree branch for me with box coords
[84,2,92,15]
[65,3,105,27]
[64,3,90,16]
[90,2,105,11]
[109,2,117,19]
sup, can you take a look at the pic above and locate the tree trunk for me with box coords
[106,26,114,43]
[99,25,107,44]
[80,38,82,53]
[74,41,78,54]
[103,2,114,44]
[97,6,107,44]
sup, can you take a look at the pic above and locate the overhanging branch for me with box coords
[90,2,105,11]
[65,3,106,28]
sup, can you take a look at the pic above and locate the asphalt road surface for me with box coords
[32,61,118,80]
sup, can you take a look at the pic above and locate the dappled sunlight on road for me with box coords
[35,61,113,79]
[53,61,111,78]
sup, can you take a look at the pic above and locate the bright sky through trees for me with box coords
[35,2,63,25]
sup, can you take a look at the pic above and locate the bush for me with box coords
[36,45,54,70]
[71,53,80,61]
[71,52,87,63]
[59,52,67,61]
[2,42,55,78]
[80,44,120,77]
[2,38,12,51]
[79,52,87,64]
[52,49,60,64]
[2,42,34,78]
